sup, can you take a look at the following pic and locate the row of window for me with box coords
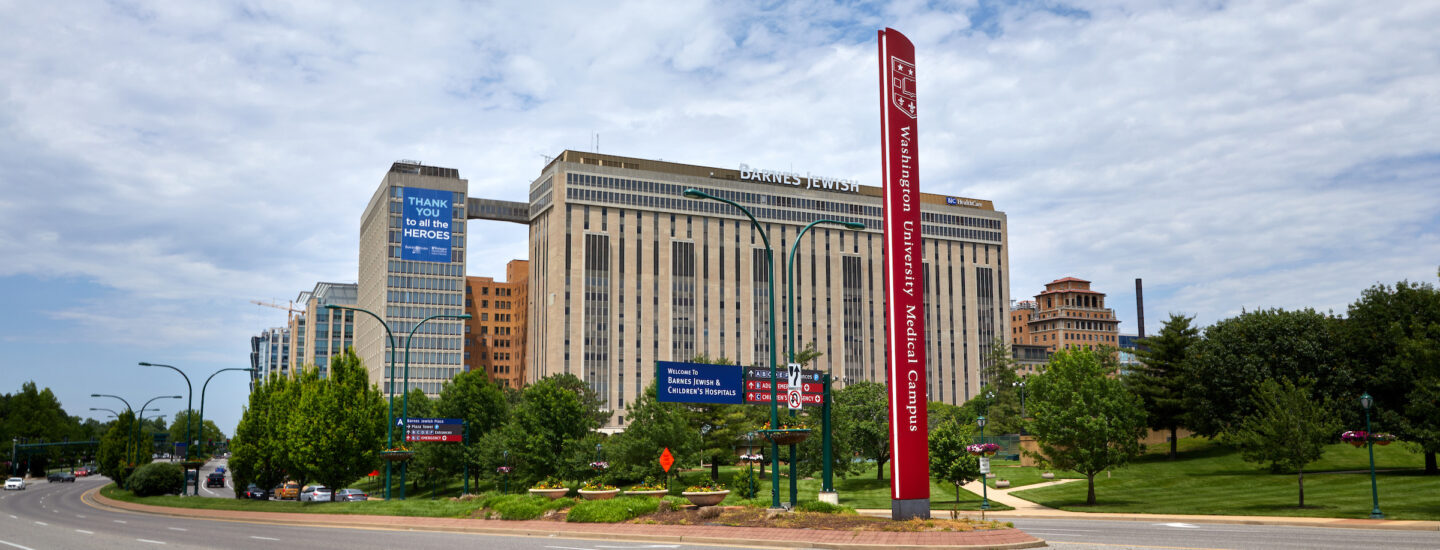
[389,260,463,277]
[389,275,463,292]
[387,289,463,307]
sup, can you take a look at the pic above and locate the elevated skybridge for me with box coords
[466,198,528,224]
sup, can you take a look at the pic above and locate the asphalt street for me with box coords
[0,474,743,550]
[2,473,1438,550]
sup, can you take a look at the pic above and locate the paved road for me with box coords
[0,474,741,550]
[1011,517,1440,550]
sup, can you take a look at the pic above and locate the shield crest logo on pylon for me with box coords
[890,56,917,119]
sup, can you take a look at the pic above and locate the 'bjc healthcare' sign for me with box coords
[401,187,453,263]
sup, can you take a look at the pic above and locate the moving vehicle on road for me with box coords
[299,485,333,502]
[333,488,368,502]
[206,472,226,488]
[47,472,76,482]
[4,477,24,490]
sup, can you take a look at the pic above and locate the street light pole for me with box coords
[137,363,193,461]
[195,367,255,495]
[398,312,471,500]
[92,394,134,469]
[326,304,398,499]
[1361,392,1383,519]
[785,218,864,503]
[978,415,989,511]
[134,395,181,466]
[684,188,782,510]
[1014,380,1026,419]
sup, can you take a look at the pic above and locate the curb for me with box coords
[857,509,1440,532]
[88,488,1047,550]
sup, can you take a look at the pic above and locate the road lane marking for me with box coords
[76,514,86,518]
[1157,522,1199,529]
[168,527,187,531]
[137,539,166,544]
[250,536,280,541]
[114,519,128,523]
[33,521,47,526]
[0,539,38,550]
[76,530,94,534]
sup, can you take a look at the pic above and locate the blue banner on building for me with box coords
[400,187,453,263]
[656,361,743,404]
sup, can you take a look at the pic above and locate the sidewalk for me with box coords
[851,478,1440,532]
[88,488,1046,550]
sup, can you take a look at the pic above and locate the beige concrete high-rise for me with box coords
[358,162,469,396]
[524,151,1011,430]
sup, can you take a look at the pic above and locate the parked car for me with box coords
[46,472,76,483]
[74,467,92,477]
[4,477,24,490]
[274,481,300,500]
[333,488,368,502]
[299,485,333,502]
[205,472,226,488]
[242,484,270,500]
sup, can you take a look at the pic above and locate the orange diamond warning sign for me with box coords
[659,447,675,472]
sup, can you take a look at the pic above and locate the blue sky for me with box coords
[2,0,1438,434]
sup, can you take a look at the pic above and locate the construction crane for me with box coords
[251,299,303,321]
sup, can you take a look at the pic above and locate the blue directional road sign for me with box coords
[656,361,743,405]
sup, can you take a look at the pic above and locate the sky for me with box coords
[2,0,1438,435]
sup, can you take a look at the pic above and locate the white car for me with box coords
[4,477,24,490]
[299,485,332,502]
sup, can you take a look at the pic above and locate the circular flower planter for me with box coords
[528,488,570,500]
[379,451,414,462]
[1040,472,1055,480]
[995,480,1011,488]
[681,490,730,507]
[1375,440,1392,446]
[578,489,620,500]
[624,489,669,498]
[762,429,811,446]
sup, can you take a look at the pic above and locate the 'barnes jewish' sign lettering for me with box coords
[656,361,743,405]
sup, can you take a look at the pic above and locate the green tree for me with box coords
[96,411,136,485]
[287,349,387,495]
[229,372,293,497]
[684,354,755,481]
[929,413,981,515]
[1028,348,1148,505]
[1344,279,1440,474]
[166,410,227,456]
[833,381,890,479]
[547,373,612,428]
[1128,314,1200,459]
[501,374,602,484]
[607,382,699,486]
[1183,308,1353,438]
[978,337,1025,434]
[1223,378,1339,507]
[437,369,509,490]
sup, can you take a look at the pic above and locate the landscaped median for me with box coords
[92,484,1045,549]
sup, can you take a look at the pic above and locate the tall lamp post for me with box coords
[1360,392,1383,519]
[683,187,782,510]
[1013,380,1027,419]
[194,367,255,495]
[134,395,181,465]
[978,415,989,511]
[785,218,864,503]
[326,304,398,499]
[92,394,134,468]
[89,407,121,419]
[397,312,471,500]
[137,363,193,461]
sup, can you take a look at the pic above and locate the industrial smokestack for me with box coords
[1136,278,1146,339]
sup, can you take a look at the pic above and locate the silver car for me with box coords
[333,488,368,502]
[5,477,25,490]
[299,485,333,502]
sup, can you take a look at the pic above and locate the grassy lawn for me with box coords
[101,484,490,517]
[1009,438,1440,520]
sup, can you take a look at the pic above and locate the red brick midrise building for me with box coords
[464,260,528,388]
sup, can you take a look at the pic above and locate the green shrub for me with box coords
[729,466,759,499]
[126,462,184,497]
[566,496,660,523]
[795,500,855,514]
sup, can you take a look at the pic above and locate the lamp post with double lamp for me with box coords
[89,407,120,419]
[785,218,864,503]
[397,312,471,500]
[1013,380,1027,419]
[134,395,181,465]
[1360,392,1384,519]
[92,394,134,466]
[682,187,783,510]
[325,304,398,499]
[194,368,256,495]
[977,415,989,511]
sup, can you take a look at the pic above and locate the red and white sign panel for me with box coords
[878,27,930,502]
[744,380,823,393]
[745,391,823,405]
[788,390,804,410]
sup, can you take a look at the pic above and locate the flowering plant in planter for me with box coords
[629,479,666,491]
[685,481,727,492]
[1370,432,1397,446]
[531,478,566,490]
[589,460,609,471]
[1341,430,1369,447]
[581,482,616,491]
[739,453,764,463]
[967,443,1001,456]
[495,466,512,474]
